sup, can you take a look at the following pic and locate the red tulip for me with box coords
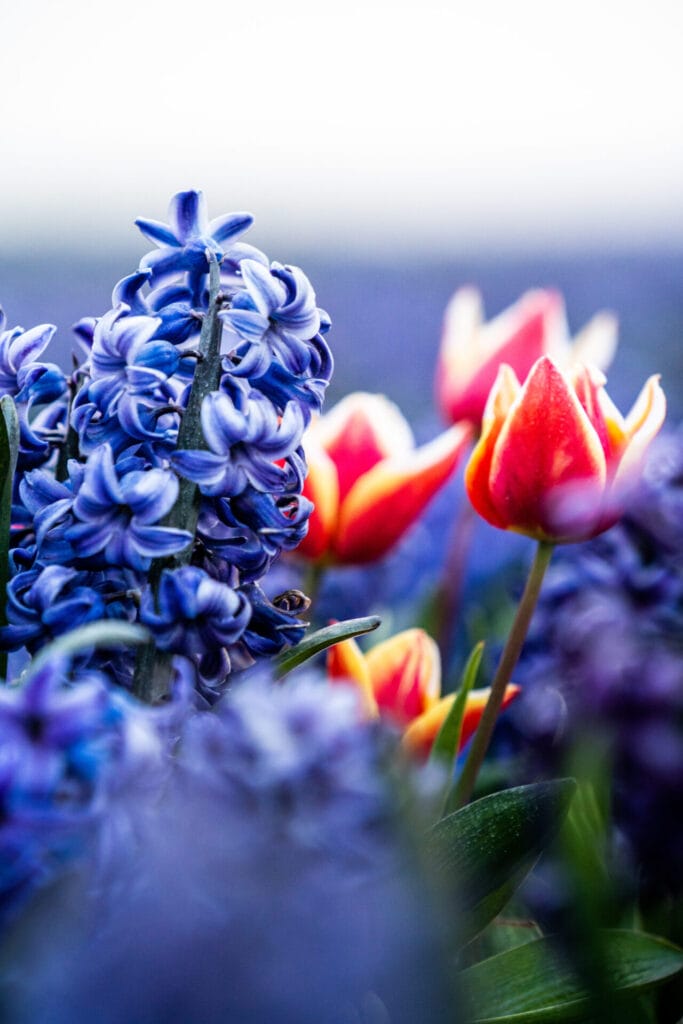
[465,355,666,542]
[298,392,472,564]
[327,628,519,759]
[435,287,617,428]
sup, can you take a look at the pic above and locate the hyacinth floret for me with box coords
[172,380,305,497]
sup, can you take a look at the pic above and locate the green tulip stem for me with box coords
[453,539,554,808]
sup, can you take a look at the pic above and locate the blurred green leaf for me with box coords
[27,621,150,679]
[273,616,381,678]
[0,397,19,679]
[461,930,683,1022]
[428,780,575,946]
[430,641,483,767]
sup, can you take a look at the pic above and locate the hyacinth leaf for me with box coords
[461,930,683,1022]
[430,641,484,767]
[28,621,150,679]
[428,780,575,947]
[0,396,19,679]
[273,616,381,679]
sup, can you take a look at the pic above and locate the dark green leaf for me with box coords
[273,616,381,678]
[461,929,683,1022]
[428,780,575,946]
[430,641,484,766]
[0,397,19,679]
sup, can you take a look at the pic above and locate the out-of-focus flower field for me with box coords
[0,194,681,1024]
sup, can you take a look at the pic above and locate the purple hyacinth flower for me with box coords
[0,312,57,398]
[136,190,255,288]
[172,382,305,498]
[140,566,250,658]
[65,445,191,571]
[221,260,323,378]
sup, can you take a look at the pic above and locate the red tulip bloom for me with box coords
[327,628,519,759]
[465,356,666,543]
[298,392,472,564]
[435,287,617,428]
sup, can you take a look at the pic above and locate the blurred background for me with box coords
[1,0,682,422]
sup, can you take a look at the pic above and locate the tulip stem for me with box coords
[452,539,554,808]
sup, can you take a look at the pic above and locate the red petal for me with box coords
[297,439,339,560]
[315,393,414,503]
[488,357,607,540]
[464,365,520,529]
[334,422,472,564]
[366,628,441,725]
[437,289,562,425]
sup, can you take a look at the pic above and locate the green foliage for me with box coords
[273,615,381,678]
[428,780,575,946]
[461,930,683,1023]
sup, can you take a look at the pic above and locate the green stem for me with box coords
[302,561,326,619]
[453,539,554,808]
[132,254,224,703]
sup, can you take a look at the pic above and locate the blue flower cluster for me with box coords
[0,654,162,923]
[513,431,683,894]
[0,190,332,701]
[2,675,454,1024]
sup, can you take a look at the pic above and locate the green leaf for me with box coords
[428,780,575,946]
[273,616,381,678]
[461,930,683,1022]
[27,622,150,680]
[430,641,484,766]
[0,396,19,679]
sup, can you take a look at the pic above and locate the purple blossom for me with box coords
[222,259,324,377]
[172,381,305,497]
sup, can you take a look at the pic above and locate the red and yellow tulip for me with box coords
[327,627,519,759]
[298,392,472,565]
[435,287,617,428]
[465,355,666,543]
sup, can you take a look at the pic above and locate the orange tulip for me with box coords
[327,627,519,759]
[435,287,617,428]
[298,392,472,564]
[465,355,666,543]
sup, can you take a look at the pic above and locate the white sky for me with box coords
[1,0,683,254]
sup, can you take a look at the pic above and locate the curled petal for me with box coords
[335,422,472,564]
[169,190,209,243]
[402,684,520,759]
[613,375,667,494]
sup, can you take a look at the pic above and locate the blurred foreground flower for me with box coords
[1,675,455,1024]
[465,356,666,543]
[298,392,472,564]
[328,627,519,757]
[435,287,617,427]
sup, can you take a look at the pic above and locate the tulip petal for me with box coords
[613,375,667,493]
[312,392,415,503]
[296,437,340,560]
[327,636,378,717]
[570,364,627,468]
[334,422,472,564]
[365,628,440,725]
[488,356,607,539]
[464,364,520,530]
[569,311,618,374]
[402,684,520,759]
[437,289,563,425]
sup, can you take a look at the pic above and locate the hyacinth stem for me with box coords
[452,539,554,808]
[133,254,224,704]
